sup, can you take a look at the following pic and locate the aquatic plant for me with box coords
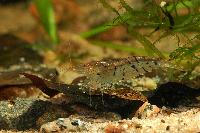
[81,0,200,79]
[33,0,59,45]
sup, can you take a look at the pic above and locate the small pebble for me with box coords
[161,119,165,123]
[71,119,82,126]
[19,57,25,62]
[166,125,170,131]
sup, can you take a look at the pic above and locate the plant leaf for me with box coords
[34,0,59,44]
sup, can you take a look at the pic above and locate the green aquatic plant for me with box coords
[33,0,59,45]
[81,0,200,58]
[81,0,200,79]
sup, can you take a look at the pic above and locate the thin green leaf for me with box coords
[80,12,132,38]
[128,28,165,58]
[167,0,193,12]
[119,0,134,14]
[90,40,148,56]
[99,0,120,16]
[90,40,169,57]
[80,23,114,39]
[34,0,59,44]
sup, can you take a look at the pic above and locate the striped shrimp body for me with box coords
[72,56,179,95]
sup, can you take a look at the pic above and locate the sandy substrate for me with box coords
[38,108,200,133]
[0,96,199,133]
